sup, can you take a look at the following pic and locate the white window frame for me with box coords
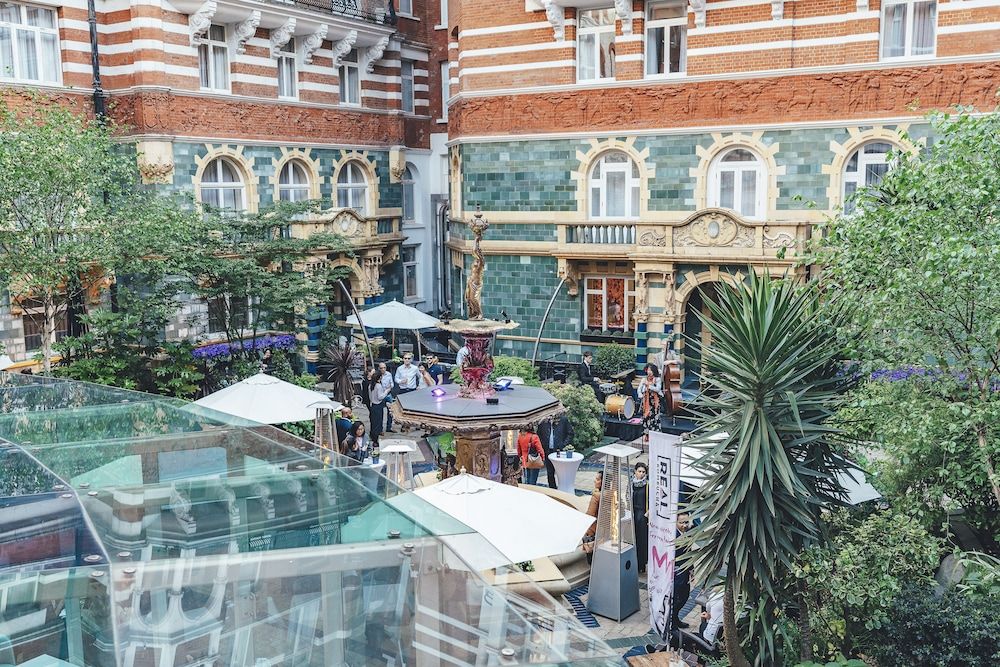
[841,142,894,213]
[339,48,361,106]
[439,0,448,27]
[576,8,616,83]
[402,245,419,301]
[200,157,245,211]
[589,152,641,220]
[276,36,297,99]
[880,0,937,61]
[645,1,687,77]
[0,1,61,85]
[401,59,414,113]
[336,161,369,215]
[198,23,230,92]
[278,160,310,203]
[583,276,636,333]
[401,165,416,223]
[440,61,450,121]
[708,148,766,221]
[398,0,413,17]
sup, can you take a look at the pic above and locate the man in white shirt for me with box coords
[378,361,395,432]
[394,353,420,393]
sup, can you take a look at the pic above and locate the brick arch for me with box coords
[822,125,919,210]
[570,137,655,221]
[193,145,259,213]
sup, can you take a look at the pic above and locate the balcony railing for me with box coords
[566,224,637,245]
[274,0,397,24]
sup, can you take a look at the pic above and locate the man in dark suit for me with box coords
[577,350,599,395]
[537,415,574,489]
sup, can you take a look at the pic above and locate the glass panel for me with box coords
[403,181,415,220]
[719,170,735,209]
[578,33,596,80]
[399,0,411,12]
[606,278,625,329]
[590,185,600,217]
[606,171,625,217]
[219,159,239,183]
[0,3,20,23]
[39,30,57,81]
[882,3,906,58]
[212,44,228,89]
[605,153,627,164]
[209,23,225,41]
[865,162,889,187]
[646,26,664,75]
[668,24,685,73]
[741,169,758,218]
[401,62,414,112]
[630,184,640,217]
[26,6,53,28]
[199,43,211,87]
[337,189,349,208]
[599,31,615,78]
[649,2,685,20]
[722,148,755,162]
[405,265,417,297]
[0,26,12,78]
[586,290,604,328]
[845,150,859,172]
[15,28,36,80]
[278,57,295,97]
[579,8,614,28]
[912,1,935,55]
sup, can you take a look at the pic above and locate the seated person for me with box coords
[335,407,354,446]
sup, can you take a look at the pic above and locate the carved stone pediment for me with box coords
[674,209,755,248]
[313,208,368,237]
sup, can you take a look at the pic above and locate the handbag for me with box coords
[525,444,544,470]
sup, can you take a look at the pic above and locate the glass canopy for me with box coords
[0,372,620,666]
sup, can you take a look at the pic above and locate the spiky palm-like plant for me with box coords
[681,271,857,667]
[322,342,364,405]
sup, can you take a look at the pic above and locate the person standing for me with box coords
[335,406,354,447]
[377,361,395,433]
[427,355,445,384]
[638,363,663,433]
[394,353,420,394]
[632,462,650,573]
[577,350,599,395]
[368,369,390,443]
[517,426,545,485]
[671,513,692,629]
[418,362,436,388]
[537,415,574,489]
[582,471,603,565]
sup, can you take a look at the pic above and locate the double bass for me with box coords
[664,360,684,417]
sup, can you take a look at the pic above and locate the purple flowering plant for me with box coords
[193,334,299,360]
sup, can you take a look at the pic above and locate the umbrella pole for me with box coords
[417,331,422,360]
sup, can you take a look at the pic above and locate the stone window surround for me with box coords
[707,147,767,221]
[691,132,783,222]
[822,126,917,210]
[194,146,258,212]
[331,151,381,216]
[571,137,655,222]
[269,148,323,202]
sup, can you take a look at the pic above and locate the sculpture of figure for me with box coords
[465,208,489,321]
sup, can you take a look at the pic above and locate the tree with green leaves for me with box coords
[682,271,857,667]
[809,109,1000,519]
[0,100,196,374]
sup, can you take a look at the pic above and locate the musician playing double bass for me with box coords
[638,363,663,433]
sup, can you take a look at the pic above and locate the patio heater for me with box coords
[381,440,416,492]
[587,443,641,621]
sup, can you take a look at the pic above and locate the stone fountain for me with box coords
[389,208,566,484]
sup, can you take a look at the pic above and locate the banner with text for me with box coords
[648,431,683,638]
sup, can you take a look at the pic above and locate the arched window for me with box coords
[842,142,893,213]
[709,148,765,220]
[278,161,310,203]
[336,162,368,215]
[200,158,245,211]
[402,165,416,222]
[589,152,640,219]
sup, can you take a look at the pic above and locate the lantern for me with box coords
[586,443,641,621]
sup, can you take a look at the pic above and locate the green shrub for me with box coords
[594,343,635,377]
[544,382,604,454]
[868,586,1000,667]
[489,355,541,386]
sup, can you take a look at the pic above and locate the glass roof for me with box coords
[0,372,620,666]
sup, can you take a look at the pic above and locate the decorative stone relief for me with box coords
[689,0,706,29]
[269,18,296,58]
[763,230,796,249]
[188,0,217,45]
[231,11,261,55]
[136,140,174,184]
[331,210,365,236]
[365,35,390,74]
[542,0,565,41]
[771,0,783,20]
[558,260,581,297]
[301,24,328,65]
[674,211,755,248]
[634,273,649,320]
[638,229,667,247]
[331,29,357,68]
[615,0,632,35]
[362,254,384,297]
[389,145,406,182]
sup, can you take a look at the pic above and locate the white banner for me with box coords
[647,431,683,638]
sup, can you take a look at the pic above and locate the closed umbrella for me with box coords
[405,472,596,571]
[191,373,341,425]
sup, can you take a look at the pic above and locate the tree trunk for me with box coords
[797,578,814,663]
[41,296,54,376]
[724,575,751,667]
[973,421,1000,509]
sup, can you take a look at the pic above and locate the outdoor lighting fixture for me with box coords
[430,387,447,397]
[382,441,416,492]
[587,443,641,621]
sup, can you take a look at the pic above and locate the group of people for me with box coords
[358,354,449,442]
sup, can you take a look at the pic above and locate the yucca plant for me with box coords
[322,342,364,405]
[681,271,857,667]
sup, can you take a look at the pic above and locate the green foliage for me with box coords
[322,342,364,404]
[867,586,1000,667]
[488,355,541,386]
[682,272,857,667]
[543,382,603,453]
[594,343,635,377]
[809,109,1000,524]
[151,341,204,400]
[836,378,1000,540]
[795,660,865,667]
[793,509,941,658]
[956,551,1000,598]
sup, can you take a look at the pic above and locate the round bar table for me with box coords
[550,452,584,495]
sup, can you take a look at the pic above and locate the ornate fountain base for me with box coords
[455,430,502,482]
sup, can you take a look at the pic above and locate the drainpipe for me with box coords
[86,0,106,119]
[439,203,451,311]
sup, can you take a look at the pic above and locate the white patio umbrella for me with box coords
[0,355,14,371]
[405,472,596,571]
[345,299,441,358]
[191,372,341,425]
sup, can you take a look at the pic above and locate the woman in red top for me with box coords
[517,426,545,485]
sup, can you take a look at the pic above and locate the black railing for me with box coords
[282,0,397,25]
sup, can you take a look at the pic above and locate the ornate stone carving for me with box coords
[389,145,406,182]
[188,0,216,45]
[231,11,260,55]
[365,35,390,74]
[763,230,796,249]
[269,18,296,58]
[771,0,783,20]
[170,486,196,535]
[638,229,667,247]
[331,29,357,68]
[689,0,706,29]
[674,211,755,248]
[137,159,174,184]
[615,0,632,35]
[558,261,580,297]
[361,254,383,297]
[330,209,365,236]
[465,208,489,320]
[542,0,565,41]
[634,272,649,320]
[301,24,328,65]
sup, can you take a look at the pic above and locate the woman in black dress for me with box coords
[632,461,649,573]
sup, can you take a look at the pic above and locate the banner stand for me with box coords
[646,431,683,642]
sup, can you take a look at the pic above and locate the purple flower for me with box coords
[193,334,298,360]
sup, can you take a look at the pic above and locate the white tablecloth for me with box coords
[550,452,584,494]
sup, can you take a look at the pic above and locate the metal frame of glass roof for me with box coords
[0,372,621,667]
